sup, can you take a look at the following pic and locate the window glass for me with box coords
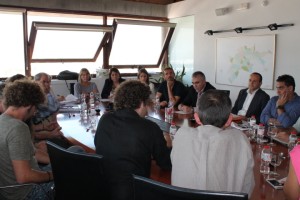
[0,10,25,78]
[109,19,176,68]
[169,15,194,85]
[28,12,106,75]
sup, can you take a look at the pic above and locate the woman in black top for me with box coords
[101,67,125,99]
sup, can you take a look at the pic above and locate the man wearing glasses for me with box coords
[177,71,215,113]
[260,74,300,128]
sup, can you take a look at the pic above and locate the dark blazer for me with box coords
[181,82,216,107]
[232,88,270,123]
[101,78,126,99]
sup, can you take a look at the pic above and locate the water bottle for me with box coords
[288,131,297,153]
[260,145,271,174]
[90,92,95,107]
[165,101,174,121]
[169,121,177,140]
[257,123,265,144]
[81,99,87,117]
[249,115,256,127]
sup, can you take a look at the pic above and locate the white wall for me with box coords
[167,0,300,103]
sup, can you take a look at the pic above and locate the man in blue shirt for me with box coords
[260,74,300,128]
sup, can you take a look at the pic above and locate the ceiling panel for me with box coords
[123,0,183,5]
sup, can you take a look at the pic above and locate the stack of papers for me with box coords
[60,94,78,104]
[231,122,250,131]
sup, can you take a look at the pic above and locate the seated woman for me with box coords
[101,67,125,99]
[284,145,300,200]
[138,68,155,99]
[74,68,99,99]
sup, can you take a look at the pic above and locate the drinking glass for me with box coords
[267,124,277,146]
[270,152,284,177]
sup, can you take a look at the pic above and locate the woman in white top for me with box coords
[138,68,155,99]
[74,68,99,98]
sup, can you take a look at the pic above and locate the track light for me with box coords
[204,30,214,35]
[268,23,278,31]
[204,23,294,36]
[234,27,243,33]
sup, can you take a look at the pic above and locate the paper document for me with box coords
[231,122,250,131]
[60,94,78,104]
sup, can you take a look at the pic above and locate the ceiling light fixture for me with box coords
[204,23,294,35]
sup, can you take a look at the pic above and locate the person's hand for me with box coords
[50,126,63,138]
[268,118,281,126]
[160,101,168,107]
[57,95,65,101]
[277,92,288,107]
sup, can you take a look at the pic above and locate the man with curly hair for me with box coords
[0,80,54,199]
[94,80,171,200]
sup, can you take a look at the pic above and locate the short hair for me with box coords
[114,80,151,111]
[163,67,174,74]
[3,80,45,108]
[34,72,50,81]
[78,68,91,83]
[109,67,122,81]
[251,72,263,83]
[196,89,232,128]
[276,74,295,91]
[5,74,26,83]
[192,71,206,80]
[137,68,150,84]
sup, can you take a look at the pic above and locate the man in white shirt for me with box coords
[171,90,255,197]
[232,72,270,123]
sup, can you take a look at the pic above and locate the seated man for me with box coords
[178,71,215,113]
[156,67,186,107]
[232,72,270,123]
[171,90,254,197]
[33,73,64,137]
[94,80,172,200]
[260,74,300,128]
[0,80,54,199]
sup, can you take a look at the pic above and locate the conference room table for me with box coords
[57,101,289,200]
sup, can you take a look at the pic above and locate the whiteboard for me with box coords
[215,35,275,89]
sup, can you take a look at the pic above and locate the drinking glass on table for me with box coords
[267,123,277,146]
[270,152,285,177]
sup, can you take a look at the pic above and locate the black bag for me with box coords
[57,70,79,80]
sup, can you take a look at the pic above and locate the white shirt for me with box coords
[238,88,258,116]
[171,125,254,197]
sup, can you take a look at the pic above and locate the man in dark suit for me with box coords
[178,71,215,113]
[232,72,270,124]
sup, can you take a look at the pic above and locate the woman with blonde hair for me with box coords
[137,68,155,99]
[74,68,99,98]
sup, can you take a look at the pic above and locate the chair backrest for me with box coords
[215,89,230,97]
[133,175,248,200]
[46,141,109,200]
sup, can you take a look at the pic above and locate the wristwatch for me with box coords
[276,105,284,110]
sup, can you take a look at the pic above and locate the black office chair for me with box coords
[46,141,109,200]
[0,183,53,200]
[215,89,230,96]
[133,175,248,200]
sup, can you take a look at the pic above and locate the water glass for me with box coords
[267,124,277,146]
[165,107,174,121]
